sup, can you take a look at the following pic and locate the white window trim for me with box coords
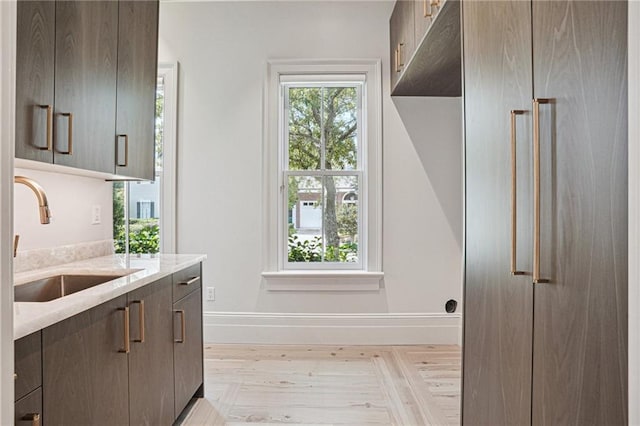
[262,59,383,291]
[158,62,178,254]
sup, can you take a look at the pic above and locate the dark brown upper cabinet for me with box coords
[15,0,159,180]
[15,1,55,163]
[389,0,461,96]
[389,0,415,91]
[115,0,159,181]
[53,0,119,174]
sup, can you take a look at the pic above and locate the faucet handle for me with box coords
[13,235,20,258]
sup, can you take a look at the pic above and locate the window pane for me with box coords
[288,176,323,262]
[324,175,359,263]
[288,87,321,170]
[323,87,358,171]
[113,182,126,253]
[128,180,160,253]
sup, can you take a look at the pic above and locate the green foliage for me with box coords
[287,235,357,263]
[114,219,160,254]
[324,242,358,263]
[337,203,358,240]
[288,235,322,262]
[128,222,159,254]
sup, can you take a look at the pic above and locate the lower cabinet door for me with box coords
[42,295,129,426]
[15,388,42,426]
[173,289,203,418]
[128,276,175,425]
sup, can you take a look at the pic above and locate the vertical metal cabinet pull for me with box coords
[131,300,145,343]
[423,0,432,17]
[21,413,40,426]
[119,306,130,353]
[174,310,186,343]
[532,98,552,284]
[37,105,53,151]
[398,43,405,69]
[58,112,73,155]
[510,109,528,276]
[116,134,129,167]
[395,47,400,73]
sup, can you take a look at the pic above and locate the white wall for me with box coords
[159,1,463,343]
[14,168,113,251]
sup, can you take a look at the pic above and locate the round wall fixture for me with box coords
[445,299,458,313]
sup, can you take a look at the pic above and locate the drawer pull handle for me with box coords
[119,306,130,353]
[131,300,145,343]
[22,413,40,426]
[180,276,200,286]
[174,309,186,343]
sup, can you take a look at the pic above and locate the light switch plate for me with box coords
[206,287,215,301]
[91,205,101,225]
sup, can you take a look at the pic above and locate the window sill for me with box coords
[262,271,384,292]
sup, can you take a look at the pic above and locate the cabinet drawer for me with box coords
[15,387,42,426]
[173,263,202,302]
[15,331,42,402]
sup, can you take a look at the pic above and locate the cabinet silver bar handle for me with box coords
[58,112,73,155]
[180,276,200,286]
[116,134,129,167]
[510,109,528,276]
[533,98,552,284]
[174,309,185,343]
[119,307,130,353]
[131,300,145,343]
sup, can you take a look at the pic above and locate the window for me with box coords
[263,60,382,284]
[113,63,178,255]
[283,80,363,268]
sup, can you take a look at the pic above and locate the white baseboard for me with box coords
[203,312,462,345]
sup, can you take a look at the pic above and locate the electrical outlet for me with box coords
[206,287,215,301]
[91,205,101,225]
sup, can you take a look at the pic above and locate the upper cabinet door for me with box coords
[15,1,55,163]
[389,0,415,90]
[462,1,534,424]
[53,1,118,174]
[115,0,159,180]
[531,1,628,423]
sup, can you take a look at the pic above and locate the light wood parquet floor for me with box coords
[180,344,461,426]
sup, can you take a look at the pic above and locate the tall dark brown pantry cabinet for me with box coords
[462,1,628,425]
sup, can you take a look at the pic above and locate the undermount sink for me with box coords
[15,274,128,303]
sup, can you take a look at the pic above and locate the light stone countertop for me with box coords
[14,253,207,340]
